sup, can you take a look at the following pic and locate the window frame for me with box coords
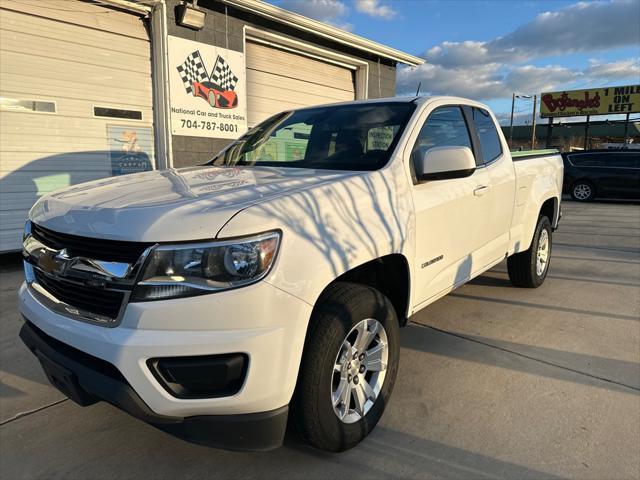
[0,96,57,115]
[466,106,503,166]
[409,104,480,183]
[93,105,143,121]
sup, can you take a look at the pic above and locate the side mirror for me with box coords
[415,146,476,181]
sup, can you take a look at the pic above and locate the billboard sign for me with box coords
[540,85,640,118]
[168,36,248,138]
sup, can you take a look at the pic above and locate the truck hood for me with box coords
[30,166,357,242]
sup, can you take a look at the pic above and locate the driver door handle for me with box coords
[474,185,490,197]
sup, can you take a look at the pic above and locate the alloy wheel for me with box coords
[573,183,592,200]
[331,318,388,424]
[536,228,550,276]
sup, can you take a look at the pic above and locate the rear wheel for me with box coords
[507,216,552,288]
[292,282,400,452]
[571,181,595,201]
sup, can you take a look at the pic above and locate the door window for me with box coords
[470,107,502,163]
[411,106,472,167]
[608,153,638,168]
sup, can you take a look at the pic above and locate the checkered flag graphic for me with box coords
[176,51,209,94]
[210,55,238,91]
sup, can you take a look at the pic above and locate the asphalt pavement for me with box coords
[1,200,639,479]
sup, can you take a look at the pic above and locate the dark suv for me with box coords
[562,149,639,201]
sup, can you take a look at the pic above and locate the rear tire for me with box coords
[571,181,595,201]
[292,282,400,452]
[507,216,552,288]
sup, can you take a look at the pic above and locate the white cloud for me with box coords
[279,0,349,26]
[397,0,640,102]
[584,58,640,82]
[421,0,640,68]
[278,0,398,28]
[399,63,579,100]
[491,0,640,59]
[505,65,577,94]
[354,0,397,19]
[399,62,509,99]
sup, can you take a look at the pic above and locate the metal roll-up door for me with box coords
[246,40,356,126]
[0,0,154,251]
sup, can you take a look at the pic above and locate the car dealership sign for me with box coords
[540,85,640,118]
[168,36,248,138]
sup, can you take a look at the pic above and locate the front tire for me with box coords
[571,181,595,201]
[292,282,400,452]
[507,216,552,288]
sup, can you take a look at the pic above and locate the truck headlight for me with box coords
[131,231,280,301]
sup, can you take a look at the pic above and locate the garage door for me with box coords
[246,41,355,126]
[0,0,154,251]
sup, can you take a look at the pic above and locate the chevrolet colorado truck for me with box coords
[19,97,563,452]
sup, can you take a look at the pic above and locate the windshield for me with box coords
[210,102,416,171]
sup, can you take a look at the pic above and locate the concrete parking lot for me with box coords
[1,201,638,479]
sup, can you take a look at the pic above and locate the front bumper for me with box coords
[20,321,288,451]
[18,279,312,450]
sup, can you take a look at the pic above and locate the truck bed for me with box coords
[511,149,560,160]
[510,149,564,254]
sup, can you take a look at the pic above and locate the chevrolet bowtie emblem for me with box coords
[24,236,133,281]
[54,248,71,261]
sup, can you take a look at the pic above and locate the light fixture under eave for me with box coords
[177,1,206,30]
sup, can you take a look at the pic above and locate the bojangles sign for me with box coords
[540,85,640,118]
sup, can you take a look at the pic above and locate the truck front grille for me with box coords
[31,223,152,264]
[28,223,153,322]
[34,269,125,320]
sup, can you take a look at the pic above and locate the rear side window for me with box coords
[570,153,639,168]
[568,154,600,167]
[411,106,472,164]
[470,107,502,163]
[609,153,638,168]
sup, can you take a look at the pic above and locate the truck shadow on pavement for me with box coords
[471,270,640,288]
[281,427,564,480]
[401,323,640,395]
[448,291,639,322]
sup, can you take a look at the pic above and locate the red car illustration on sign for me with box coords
[192,81,238,109]
[177,51,240,110]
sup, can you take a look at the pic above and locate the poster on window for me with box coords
[168,35,248,139]
[107,125,154,176]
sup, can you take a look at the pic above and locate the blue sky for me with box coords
[272,0,640,124]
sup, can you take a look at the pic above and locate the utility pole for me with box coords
[545,117,554,149]
[509,93,515,149]
[623,112,630,144]
[509,94,532,150]
[584,115,590,150]
[531,94,537,150]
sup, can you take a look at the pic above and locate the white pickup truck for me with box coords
[19,96,563,452]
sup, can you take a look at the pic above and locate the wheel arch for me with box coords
[517,194,560,252]
[540,196,559,228]
[311,254,411,327]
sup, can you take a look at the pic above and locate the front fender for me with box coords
[216,165,415,309]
